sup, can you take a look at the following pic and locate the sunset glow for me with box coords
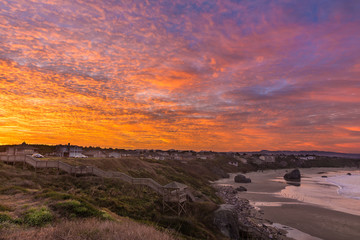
[1,0,360,152]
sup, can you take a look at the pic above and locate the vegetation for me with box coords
[22,207,53,227]
[51,199,103,219]
[0,157,232,239]
[0,150,358,239]
[0,213,12,223]
[0,204,12,212]
[0,218,176,240]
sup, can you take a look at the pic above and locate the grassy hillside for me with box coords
[0,157,241,239]
[1,218,176,240]
[1,152,359,239]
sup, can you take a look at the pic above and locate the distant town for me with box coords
[1,142,359,167]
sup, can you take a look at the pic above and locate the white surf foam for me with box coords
[277,170,360,216]
[327,174,360,200]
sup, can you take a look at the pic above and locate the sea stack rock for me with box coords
[284,169,301,181]
[234,174,251,183]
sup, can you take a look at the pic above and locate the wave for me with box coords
[327,174,360,200]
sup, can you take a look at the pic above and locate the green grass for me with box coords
[50,199,103,219]
[0,213,12,223]
[39,191,72,200]
[22,207,53,227]
[0,156,239,239]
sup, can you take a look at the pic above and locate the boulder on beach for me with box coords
[284,169,301,181]
[213,204,240,240]
[347,173,352,176]
[234,174,251,183]
[235,186,247,192]
[321,176,327,178]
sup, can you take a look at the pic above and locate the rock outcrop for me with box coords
[284,169,301,181]
[215,186,285,239]
[235,186,247,192]
[213,204,240,240]
[234,174,251,183]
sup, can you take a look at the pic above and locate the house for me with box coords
[56,143,83,157]
[171,154,182,160]
[234,156,248,164]
[108,151,122,158]
[83,149,107,158]
[259,155,276,163]
[0,142,36,156]
[144,154,165,160]
[299,156,316,160]
[196,154,208,160]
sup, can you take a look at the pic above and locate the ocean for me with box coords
[214,168,360,239]
[277,169,360,216]
[327,173,360,200]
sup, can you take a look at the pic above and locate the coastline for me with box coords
[214,185,290,240]
[214,167,360,240]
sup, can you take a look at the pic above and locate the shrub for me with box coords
[22,207,53,227]
[51,200,102,219]
[40,191,72,200]
[0,213,12,223]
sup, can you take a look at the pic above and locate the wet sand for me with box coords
[261,204,360,240]
[215,168,360,240]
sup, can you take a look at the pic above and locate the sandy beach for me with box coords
[215,168,360,240]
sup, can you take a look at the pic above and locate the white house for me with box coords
[0,142,36,156]
[108,151,122,158]
[56,144,83,158]
[299,156,316,160]
[83,149,107,158]
[259,155,276,163]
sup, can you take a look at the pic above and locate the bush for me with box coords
[0,213,12,223]
[22,207,53,227]
[40,191,72,200]
[51,200,102,219]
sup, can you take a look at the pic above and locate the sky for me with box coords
[0,0,360,153]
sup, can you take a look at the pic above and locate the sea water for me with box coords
[327,174,360,200]
[277,170,360,216]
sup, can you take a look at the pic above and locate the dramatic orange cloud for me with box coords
[0,0,360,152]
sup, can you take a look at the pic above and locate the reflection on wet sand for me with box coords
[285,181,301,187]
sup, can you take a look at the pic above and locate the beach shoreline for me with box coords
[214,167,360,240]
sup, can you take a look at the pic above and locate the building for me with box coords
[108,151,122,158]
[56,143,83,157]
[259,155,276,163]
[234,156,248,164]
[299,156,316,160]
[83,149,107,158]
[0,142,36,156]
